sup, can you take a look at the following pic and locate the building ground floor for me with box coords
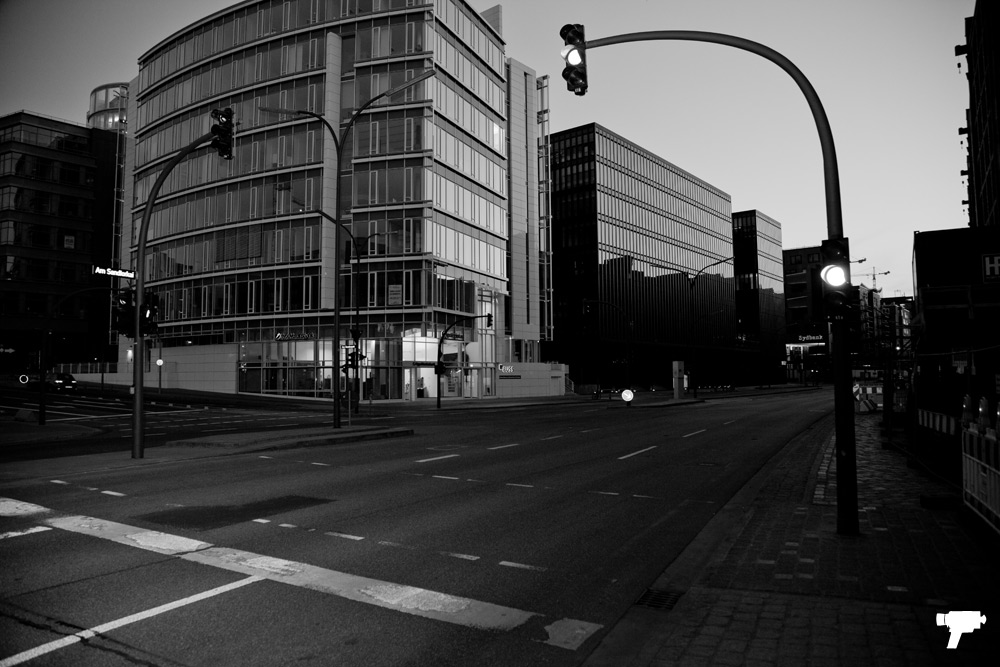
[60,336,567,401]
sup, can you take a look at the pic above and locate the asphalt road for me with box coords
[1,389,832,666]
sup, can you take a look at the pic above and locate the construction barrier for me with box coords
[961,395,1000,537]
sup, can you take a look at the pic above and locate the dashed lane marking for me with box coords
[486,443,520,450]
[415,454,460,463]
[541,435,564,440]
[499,561,547,572]
[618,446,657,460]
[326,531,365,541]
[682,429,707,438]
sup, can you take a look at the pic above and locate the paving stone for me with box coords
[601,412,1000,667]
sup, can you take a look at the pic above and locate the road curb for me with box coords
[165,427,415,451]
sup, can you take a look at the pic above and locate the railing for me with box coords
[55,362,118,375]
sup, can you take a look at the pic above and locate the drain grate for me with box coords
[634,588,684,611]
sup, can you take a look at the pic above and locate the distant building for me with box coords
[547,122,755,391]
[0,111,119,374]
[782,245,828,382]
[107,0,558,400]
[732,209,785,385]
[956,0,1000,228]
[87,83,129,132]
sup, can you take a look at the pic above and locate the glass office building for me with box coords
[732,209,786,384]
[122,0,523,400]
[549,123,746,389]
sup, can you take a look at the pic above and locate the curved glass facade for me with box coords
[87,83,129,131]
[551,123,747,389]
[125,0,510,400]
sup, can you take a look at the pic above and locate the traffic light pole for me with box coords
[580,30,857,534]
[132,131,215,459]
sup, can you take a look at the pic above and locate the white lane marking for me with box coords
[0,499,50,517]
[258,455,273,459]
[101,491,126,497]
[203,427,238,432]
[252,519,271,524]
[486,443,520,450]
[0,526,52,540]
[433,475,460,480]
[310,462,331,467]
[506,483,534,488]
[590,491,619,496]
[45,515,211,555]
[441,552,480,561]
[14,498,601,647]
[326,531,365,541]
[543,618,605,650]
[682,429,707,438]
[279,524,297,528]
[499,561,547,572]
[723,420,736,425]
[0,576,262,667]
[50,480,70,485]
[415,454,460,463]
[185,546,539,631]
[541,435,563,440]
[618,445,657,460]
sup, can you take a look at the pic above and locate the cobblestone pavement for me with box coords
[635,413,1000,666]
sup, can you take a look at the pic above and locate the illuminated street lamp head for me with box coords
[560,24,588,96]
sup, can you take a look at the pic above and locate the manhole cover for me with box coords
[137,495,332,531]
[634,588,684,611]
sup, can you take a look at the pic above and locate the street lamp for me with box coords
[686,256,734,398]
[561,28,857,535]
[260,69,435,428]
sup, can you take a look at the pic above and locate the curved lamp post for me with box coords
[260,69,435,428]
[569,30,857,534]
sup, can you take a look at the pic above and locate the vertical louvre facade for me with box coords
[550,123,745,389]
[732,209,786,384]
[124,0,512,399]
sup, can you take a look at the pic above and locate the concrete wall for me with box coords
[71,341,237,394]
[494,363,567,398]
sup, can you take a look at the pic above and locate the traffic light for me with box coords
[114,288,136,338]
[485,313,493,328]
[560,24,588,96]
[210,107,235,160]
[434,361,446,376]
[820,237,851,319]
[140,290,159,336]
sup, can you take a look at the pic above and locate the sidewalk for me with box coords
[585,412,1000,666]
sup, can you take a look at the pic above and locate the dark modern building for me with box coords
[94,0,558,400]
[732,209,785,385]
[956,0,1000,228]
[547,122,753,391]
[0,111,119,375]
[782,245,828,382]
[910,226,1000,480]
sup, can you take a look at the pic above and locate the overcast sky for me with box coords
[0,0,976,298]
